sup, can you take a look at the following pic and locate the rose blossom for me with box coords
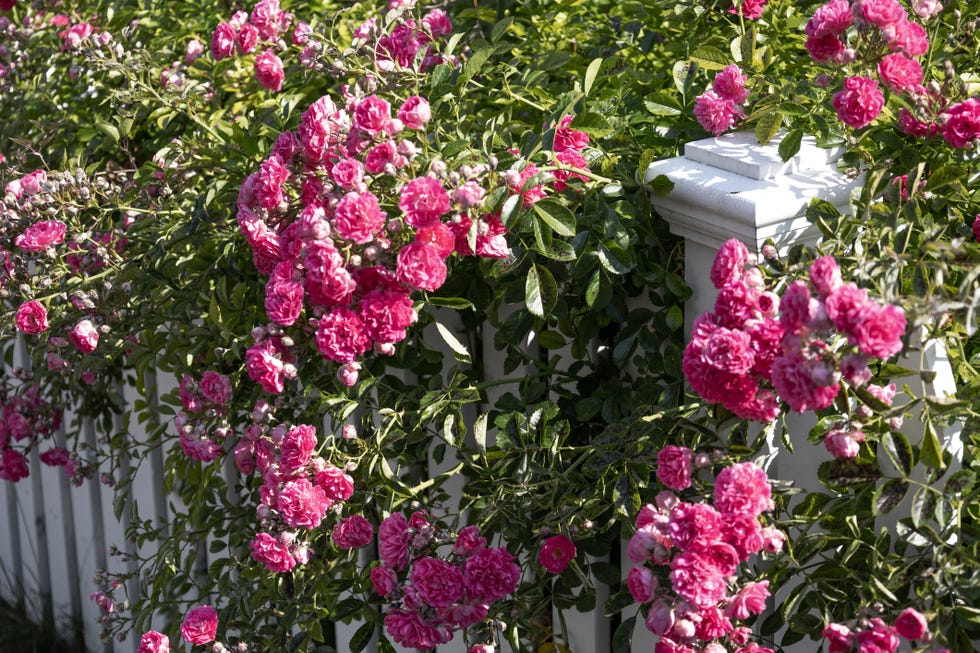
[15,300,48,334]
[878,54,923,94]
[656,445,693,491]
[853,303,906,358]
[713,462,772,517]
[853,0,907,27]
[833,76,885,129]
[713,64,749,104]
[668,502,723,552]
[725,581,770,620]
[137,630,170,653]
[710,238,748,289]
[730,0,767,20]
[279,424,317,475]
[539,534,576,573]
[693,91,743,136]
[180,605,218,646]
[398,96,431,130]
[334,191,387,244]
[378,512,411,569]
[199,371,232,407]
[824,429,861,458]
[237,23,258,54]
[396,241,447,291]
[332,514,375,549]
[371,564,398,596]
[857,619,900,653]
[315,464,354,502]
[211,22,236,60]
[353,95,391,135]
[277,477,330,528]
[70,320,99,353]
[315,308,371,364]
[411,556,464,608]
[15,220,67,251]
[887,19,929,56]
[255,50,285,92]
[972,215,980,242]
[941,98,980,149]
[463,546,521,602]
[627,566,657,603]
[894,607,928,640]
[399,176,451,228]
[250,532,296,572]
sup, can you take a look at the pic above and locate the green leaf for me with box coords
[644,92,683,116]
[489,17,514,42]
[426,296,474,310]
[647,173,674,197]
[612,616,635,653]
[499,193,522,227]
[873,478,909,515]
[755,111,783,145]
[434,321,471,363]
[459,46,495,86]
[920,421,945,470]
[533,199,577,237]
[585,270,603,307]
[584,57,603,96]
[569,112,613,138]
[818,458,880,487]
[882,432,913,477]
[778,128,804,162]
[597,242,633,275]
[473,413,488,458]
[525,264,557,318]
[672,59,698,94]
[690,45,730,70]
[349,622,374,653]
[666,305,684,331]
[911,487,937,528]
[537,331,566,350]
[95,120,120,143]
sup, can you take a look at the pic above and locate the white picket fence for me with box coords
[0,132,965,652]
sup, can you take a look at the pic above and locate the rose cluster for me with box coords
[233,406,362,573]
[729,0,768,21]
[0,380,63,483]
[236,82,542,391]
[174,371,234,463]
[822,607,949,653]
[372,514,520,650]
[693,64,750,137]
[210,0,301,92]
[351,2,453,73]
[684,240,907,424]
[627,454,784,653]
[682,238,783,421]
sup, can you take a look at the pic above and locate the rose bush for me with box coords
[0,0,977,652]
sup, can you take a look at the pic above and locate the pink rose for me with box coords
[854,0,907,28]
[137,630,170,653]
[833,76,885,129]
[378,512,411,569]
[396,241,447,291]
[853,303,906,358]
[370,564,398,596]
[538,534,576,574]
[856,618,900,653]
[211,22,236,60]
[694,91,743,136]
[415,223,456,257]
[332,514,374,549]
[453,525,487,555]
[422,9,452,38]
[250,0,284,40]
[627,565,657,603]
[713,64,750,104]
[70,320,99,353]
[237,23,259,54]
[399,176,451,228]
[265,278,304,326]
[250,532,297,572]
[40,448,71,467]
[668,502,723,552]
[180,605,218,646]
[645,599,675,636]
[729,0,767,19]
[255,50,285,92]
[878,53,923,93]
[184,39,205,65]
[809,255,843,297]
[725,581,770,620]
[894,607,928,640]
[463,546,521,602]
[941,98,980,149]
[972,215,980,242]
[90,591,115,613]
[277,477,330,529]
[280,424,317,475]
[713,462,772,518]
[806,0,853,38]
[199,371,232,407]
[824,429,861,458]
[334,191,387,244]
[15,220,67,251]
[358,288,416,344]
[353,95,391,135]
[398,96,431,130]
[669,550,729,609]
[331,158,365,190]
[15,300,48,334]
[411,556,464,608]
[0,448,29,482]
[887,19,929,56]
[656,445,693,491]
[806,33,845,62]
[710,238,749,289]
[315,308,371,364]
[364,140,397,174]
[384,609,452,650]
[553,115,590,153]
[315,464,354,502]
